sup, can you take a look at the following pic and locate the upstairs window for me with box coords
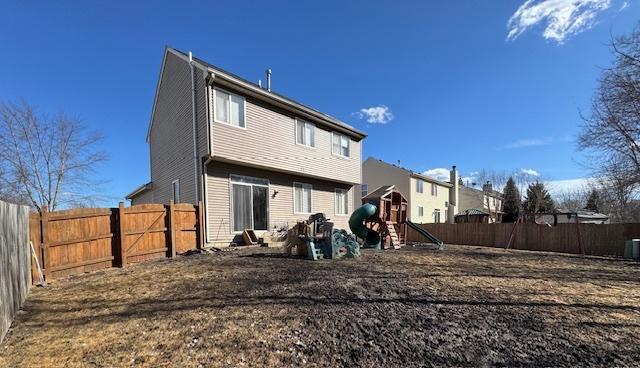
[296,120,315,147]
[431,183,438,196]
[332,133,351,158]
[214,88,245,128]
[361,184,368,198]
[416,180,424,193]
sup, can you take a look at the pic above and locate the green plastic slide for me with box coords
[405,220,444,249]
[348,203,381,249]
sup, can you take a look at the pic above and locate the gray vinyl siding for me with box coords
[148,51,198,204]
[130,189,154,205]
[210,91,362,185]
[205,160,354,247]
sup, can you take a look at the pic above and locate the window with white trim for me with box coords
[431,183,438,196]
[294,182,312,214]
[214,88,245,128]
[418,206,424,217]
[434,209,441,223]
[230,175,269,232]
[296,119,315,147]
[172,180,180,203]
[335,188,348,215]
[332,133,350,157]
[361,184,368,198]
[416,179,424,193]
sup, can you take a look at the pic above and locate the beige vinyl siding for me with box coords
[205,161,353,247]
[148,51,198,204]
[410,177,450,223]
[361,157,411,204]
[210,93,361,184]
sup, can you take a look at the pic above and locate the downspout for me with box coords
[189,51,199,202]
[202,156,214,244]
[201,73,216,245]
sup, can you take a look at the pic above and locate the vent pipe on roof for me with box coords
[266,69,272,92]
[258,80,262,88]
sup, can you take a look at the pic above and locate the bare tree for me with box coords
[577,23,640,222]
[555,187,590,211]
[0,101,108,211]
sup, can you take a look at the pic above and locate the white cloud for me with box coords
[356,105,394,124]
[620,0,629,10]
[422,168,450,181]
[503,137,552,149]
[546,177,594,195]
[521,168,540,176]
[502,135,572,150]
[507,0,612,43]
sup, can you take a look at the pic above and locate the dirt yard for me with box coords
[1,244,640,367]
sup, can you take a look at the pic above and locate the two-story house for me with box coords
[458,182,503,223]
[360,157,459,223]
[126,47,366,247]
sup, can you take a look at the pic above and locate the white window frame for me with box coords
[212,87,247,129]
[295,119,316,148]
[431,183,438,196]
[335,188,349,216]
[361,184,368,198]
[172,179,180,203]
[293,182,313,215]
[418,206,424,217]
[434,209,441,223]
[229,174,270,233]
[416,179,424,193]
[331,132,351,158]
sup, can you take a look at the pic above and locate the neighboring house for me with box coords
[454,208,492,223]
[458,182,503,223]
[360,157,458,223]
[126,47,366,247]
[533,209,610,225]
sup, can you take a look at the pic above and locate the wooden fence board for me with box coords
[408,222,637,257]
[29,202,202,282]
[0,200,31,343]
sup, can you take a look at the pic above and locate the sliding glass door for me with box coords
[230,175,269,232]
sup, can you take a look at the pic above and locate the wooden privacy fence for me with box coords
[30,201,204,281]
[406,222,640,257]
[0,200,30,343]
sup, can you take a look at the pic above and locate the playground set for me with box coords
[296,185,443,260]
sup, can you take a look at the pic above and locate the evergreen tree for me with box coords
[502,177,521,222]
[584,189,600,212]
[523,181,555,213]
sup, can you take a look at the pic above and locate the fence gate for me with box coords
[118,203,168,266]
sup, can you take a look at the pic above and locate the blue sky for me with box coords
[0,0,637,202]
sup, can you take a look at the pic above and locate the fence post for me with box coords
[197,200,205,249]
[41,207,51,281]
[576,220,585,255]
[117,202,127,267]
[167,200,176,258]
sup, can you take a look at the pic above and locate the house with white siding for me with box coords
[360,157,459,224]
[126,47,366,247]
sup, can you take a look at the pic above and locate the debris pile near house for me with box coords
[293,213,360,261]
